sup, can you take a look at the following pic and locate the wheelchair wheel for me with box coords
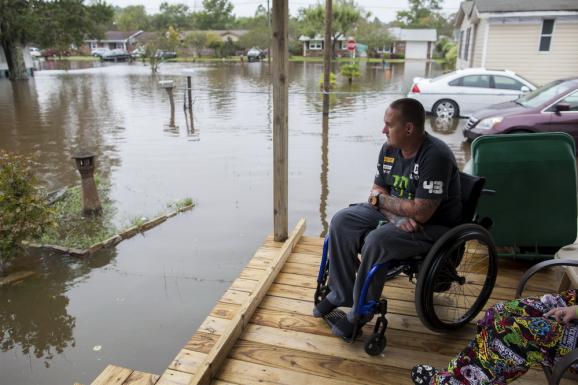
[415,223,497,333]
[364,333,386,356]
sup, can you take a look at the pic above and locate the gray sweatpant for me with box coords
[325,203,449,321]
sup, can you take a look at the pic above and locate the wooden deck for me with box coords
[89,219,568,385]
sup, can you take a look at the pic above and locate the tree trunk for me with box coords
[2,39,28,81]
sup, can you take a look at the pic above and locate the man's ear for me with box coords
[405,122,414,135]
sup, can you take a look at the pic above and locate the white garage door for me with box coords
[405,42,428,59]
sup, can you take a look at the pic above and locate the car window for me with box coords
[461,75,491,88]
[493,76,525,91]
[518,80,576,108]
[546,91,578,112]
[448,77,462,86]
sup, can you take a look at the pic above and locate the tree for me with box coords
[355,18,392,57]
[298,0,362,57]
[150,2,193,30]
[183,31,208,57]
[395,0,441,26]
[394,0,455,37]
[195,0,235,30]
[115,5,150,31]
[238,26,271,50]
[0,0,113,80]
[206,31,223,56]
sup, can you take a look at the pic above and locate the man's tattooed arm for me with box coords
[378,194,441,224]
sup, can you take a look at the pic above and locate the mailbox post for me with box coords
[72,153,102,216]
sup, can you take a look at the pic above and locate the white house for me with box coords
[298,34,348,57]
[83,31,143,53]
[456,0,578,85]
[388,28,437,60]
[0,45,35,78]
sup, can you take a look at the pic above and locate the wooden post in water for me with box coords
[187,76,192,112]
[272,0,288,242]
[322,0,333,115]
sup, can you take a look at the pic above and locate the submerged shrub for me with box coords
[340,63,361,84]
[0,151,53,273]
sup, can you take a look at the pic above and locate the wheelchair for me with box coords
[314,172,498,356]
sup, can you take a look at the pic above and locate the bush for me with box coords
[0,151,53,273]
[318,72,336,90]
[340,63,361,84]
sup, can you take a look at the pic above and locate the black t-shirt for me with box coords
[373,133,462,227]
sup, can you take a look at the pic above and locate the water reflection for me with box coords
[0,249,116,367]
[319,115,329,237]
[429,116,460,135]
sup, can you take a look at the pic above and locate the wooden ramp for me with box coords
[89,219,568,385]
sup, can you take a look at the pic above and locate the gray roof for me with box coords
[388,28,437,42]
[461,1,474,15]
[474,0,578,13]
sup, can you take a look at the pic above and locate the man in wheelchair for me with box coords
[313,98,463,339]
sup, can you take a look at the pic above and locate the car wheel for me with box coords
[433,99,460,119]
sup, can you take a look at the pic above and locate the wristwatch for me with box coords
[370,193,381,208]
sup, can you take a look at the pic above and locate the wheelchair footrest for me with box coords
[323,309,363,341]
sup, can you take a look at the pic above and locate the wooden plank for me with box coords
[169,349,207,374]
[210,302,240,320]
[198,316,229,335]
[187,219,306,385]
[238,323,547,383]
[240,323,450,369]
[239,267,266,281]
[220,289,250,305]
[123,371,160,385]
[250,307,470,355]
[277,266,546,301]
[0,270,35,286]
[156,370,192,385]
[185,332,220,354]
[230,278,258,293]
[90,365,133,385]
[229,340,407,385]
[217,358,354,385]
[258,295,476,339]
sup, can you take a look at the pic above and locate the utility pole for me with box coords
[322,0,332,115]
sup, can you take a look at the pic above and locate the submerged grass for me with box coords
[39,178,195,249]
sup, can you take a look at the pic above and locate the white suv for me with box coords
[407,68,536,118]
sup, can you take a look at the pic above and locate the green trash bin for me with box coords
[471,133,577,256]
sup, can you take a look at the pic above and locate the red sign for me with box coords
[347,39,356,51]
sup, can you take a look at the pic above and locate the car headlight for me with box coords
[476,117,503,130]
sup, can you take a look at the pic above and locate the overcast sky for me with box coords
[106,0,462,23]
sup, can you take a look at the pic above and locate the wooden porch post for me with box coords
[322,0,332,115]
[272,0,289,241]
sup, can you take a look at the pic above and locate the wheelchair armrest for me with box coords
[516,259,578,298]
[547,346,578,385]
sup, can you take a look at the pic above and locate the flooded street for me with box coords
[0,60,469,385]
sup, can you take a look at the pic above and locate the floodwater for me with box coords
[0,60,469,385]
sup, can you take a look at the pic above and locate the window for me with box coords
[493,76,525,91]
[547,91,578,112]
[458,30,464,59]
[518,80,574,108]
[539,19,554,52]
[464,28,471,61]
[309,41,322,50]
[462,75,491,88]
